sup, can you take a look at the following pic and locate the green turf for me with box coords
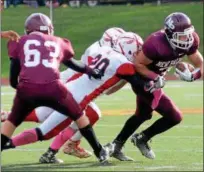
[1,81,203,171]
[1,3,203,77]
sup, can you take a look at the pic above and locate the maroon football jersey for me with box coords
[142,30,199,75]
[8,32,74,84]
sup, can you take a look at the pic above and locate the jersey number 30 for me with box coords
[90,54,110,76]
[24,40,60,68]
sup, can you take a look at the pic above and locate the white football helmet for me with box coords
[99,27,125,47]
[113,32,143,62]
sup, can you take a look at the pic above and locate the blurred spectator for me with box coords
[23,0,38,7]
[6,0,19,7]
[45,0,59,8]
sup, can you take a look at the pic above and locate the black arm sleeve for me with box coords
[63,58,88,73]
[10,58,20,89]
[119,73,151,88]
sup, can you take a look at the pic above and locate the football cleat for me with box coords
[131,133,155,159]
[2,140,15,151]
[111,141,134,161]
[1,110,10,122]
[39,148,63,164]
[63,140,92,158]
[97,144,115,163]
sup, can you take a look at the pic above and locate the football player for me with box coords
[4,32,146,163]
[1,30,20,41]
[1,27,126,159]
[105,12,203,160]
[1,13,112,164]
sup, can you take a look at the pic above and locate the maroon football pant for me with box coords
[135,92,183,123]
[8,80,82,127]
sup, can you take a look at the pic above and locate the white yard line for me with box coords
[8,148,203,153]
[97,124,203,129]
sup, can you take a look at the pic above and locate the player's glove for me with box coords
[175,68,194,82]
[144,76,165,93]
[86,67,103,80]
[154,75,166,88]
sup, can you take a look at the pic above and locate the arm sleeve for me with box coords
[116,63,136,77]
[187,32,200,55]
[120,73,148,88]
[63,58,88,73]
[61,39,75,63]
[9,58,21,89]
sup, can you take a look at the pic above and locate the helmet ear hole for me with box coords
[128,51,132,55]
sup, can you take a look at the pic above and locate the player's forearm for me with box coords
[105,80,127,95]
[9,58,20,89]
[63,58,89,73]
[135,63,158,80]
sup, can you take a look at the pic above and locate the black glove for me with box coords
[86,67,103,80]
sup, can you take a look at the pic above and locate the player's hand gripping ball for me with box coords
[175,62,195,82]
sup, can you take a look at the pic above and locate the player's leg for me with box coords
[139,93,183,142]
[25,107,54,123]
[1,106,53,123]
[40,102,101,163]
[55,83,112,163]
[1,94,34,151]
[10,110,72,148]
[63,102,101,158]
[106,96,153,161]
[131,94,182,159]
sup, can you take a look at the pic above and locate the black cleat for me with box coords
[131,133,155,159]
[39,148,63,164]
[108,140,134,161]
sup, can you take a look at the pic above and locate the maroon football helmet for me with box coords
[164,12,194,50]
[24,13,54,35]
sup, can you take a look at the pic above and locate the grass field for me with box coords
[1,81,203,171]
[1,2,203,77]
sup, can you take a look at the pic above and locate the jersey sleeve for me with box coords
[142,36,159,61]
[116,63,136,77]
[7,40,19,59]
[187,32,200,55]
[61,38,75,62]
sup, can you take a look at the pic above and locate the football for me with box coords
[175,62,195,72]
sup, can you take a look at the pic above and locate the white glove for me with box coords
[154,76,166,88]
[175,68,194,82]
[144,76,165,93]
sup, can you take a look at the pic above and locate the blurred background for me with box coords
[1,0,203,79]
[1,0,202,8]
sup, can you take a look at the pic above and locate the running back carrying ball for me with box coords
[175,62,201,82]
[175,62,194,72]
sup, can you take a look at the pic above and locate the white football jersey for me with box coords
[65,46,135,109]
[60,41,101,83]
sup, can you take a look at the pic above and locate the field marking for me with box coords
[97,135,203,139]
[97,124,203,129]
[7,148,203,153]
[1,104,203,115]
